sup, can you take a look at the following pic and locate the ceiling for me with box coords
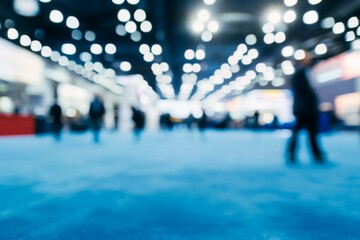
[0,0,359,100]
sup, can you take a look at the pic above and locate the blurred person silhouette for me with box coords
[198,109,208,138]
[49,101,63,141]
[288,52,326,164]
[253,111,260,130]
[89,95,106,143]
[131,106,145,141]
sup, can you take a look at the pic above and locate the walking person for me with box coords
[89,95,106,143]
[131,106,145,141]
[288,52,326,164]
[49,101,63,142]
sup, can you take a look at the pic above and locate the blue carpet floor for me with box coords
[0,130,359,239]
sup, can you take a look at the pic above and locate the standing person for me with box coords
[198,109,208,139]
[89,95,106,143]
[288,52,326,164]
[49,101,63,141]
[131,106,145,141]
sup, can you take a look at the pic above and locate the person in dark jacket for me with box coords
[89,95,106,143]
[288,52,326,164]
[131,106,145,141]
[49,101,63,141]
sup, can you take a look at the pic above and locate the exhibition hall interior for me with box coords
[0,0,359,239]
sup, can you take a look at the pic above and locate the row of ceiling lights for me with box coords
[193,0,360,104]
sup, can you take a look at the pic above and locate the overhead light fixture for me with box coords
[62,43,76,55]
[204,0,216,5]
[267,9,282,25]
[284,0,297,7]
[140,21,152,33]
[49,10,64,23]
[13,0,39,17]
[314,43,327,55]
[7,28,19,40]
[90,44,103,55]
[66,16,80,29]
[303,10,318,25]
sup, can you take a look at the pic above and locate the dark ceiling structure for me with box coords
[0,0,360,100]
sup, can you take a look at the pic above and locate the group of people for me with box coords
[48,95,106,143]
[49,96,146,143]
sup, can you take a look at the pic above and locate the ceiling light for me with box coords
[125,21,137,33]
[198,9,210,22]
[352,39,360,50]
[284,0,297,7]
[80,52,92,62]
[61,43,76,55]
[294,49,305,60]
[262,23,275,33]
[140,44,150,54]
[264,33,275,44]
[112,0,125,4]
[134,9,146,22]
[144,52,154,62]
[130,31,142,42]
[314,43,327,55]
[66,16,80,29]
[118,9,131,22]
[201,31,213,42]
[140,21,152,32]
[184,49,195,60]
[308,0,322,5]
[20,35,31,46]
[284,10,296,23]
[193,63,201,73]
[30,40,42,52]
[303,10,318,25]
[256,63,267,73]
[7,28,19,40]
[49,10,63,23]
[237,44,248,53]
[204,0,216,5]
[281,46,294,57]
[245,34,257,45]
[208,20,219,33]
[248,49,259,59]
[127,0,139,5]
[183,64,193,73]
[321,17,335,29]
[345,31,356,42]
[116,24,127,36]
[275,32,286,43]
[242,56,252,65]
[41,46,52,57]
[267,9,282,25]
[90,44,102,55]
[13,0,39,17]
[196,49,206,60]
[120,61,132,71]
[192,20,205,33]
[71,30,82,40]
[85,31,96,41]
[151,44,162,55]
[348,17,359,29]
[105,43,117,54]
[332,22,345,34]
[39,0,51,2]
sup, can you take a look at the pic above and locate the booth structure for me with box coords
[0,114,35,136]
